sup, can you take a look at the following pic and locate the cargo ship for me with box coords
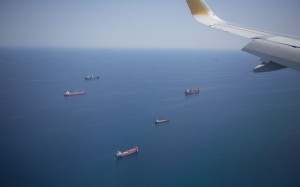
[84,75,100,80]
[154,119,169,124]
[185,88,200,95]
[116,146,138,158]
[64,91,86,96]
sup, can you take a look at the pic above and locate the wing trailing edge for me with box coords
[186,0,300,72]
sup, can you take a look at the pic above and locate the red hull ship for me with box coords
[64,91,86,96]
[116,146,138,158]
[154,119,169,124]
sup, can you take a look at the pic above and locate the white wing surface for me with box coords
[186,0,300,72]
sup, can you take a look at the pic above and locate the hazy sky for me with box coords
[0,0,299,49]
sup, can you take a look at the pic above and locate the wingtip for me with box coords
[186,0,224,26]
[186,0,209,16]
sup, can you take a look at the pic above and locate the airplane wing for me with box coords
[186,0,300,72]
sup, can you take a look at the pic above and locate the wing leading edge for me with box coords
[186,0,300,72]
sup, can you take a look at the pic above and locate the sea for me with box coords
[0,48,300,187]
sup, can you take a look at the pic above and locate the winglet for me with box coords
[186,0,224,26]
[186,0,210,15]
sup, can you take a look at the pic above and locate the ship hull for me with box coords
[116,147,138,158]
[185,88,200,95]
[64,91,86,96]
[154,120,169,124]
[84,75,100,80]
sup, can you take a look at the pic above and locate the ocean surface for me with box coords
[0,48,300,187]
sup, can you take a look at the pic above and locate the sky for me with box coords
[0,0,300,49]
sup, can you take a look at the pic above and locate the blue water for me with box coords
[0,48,300,187]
